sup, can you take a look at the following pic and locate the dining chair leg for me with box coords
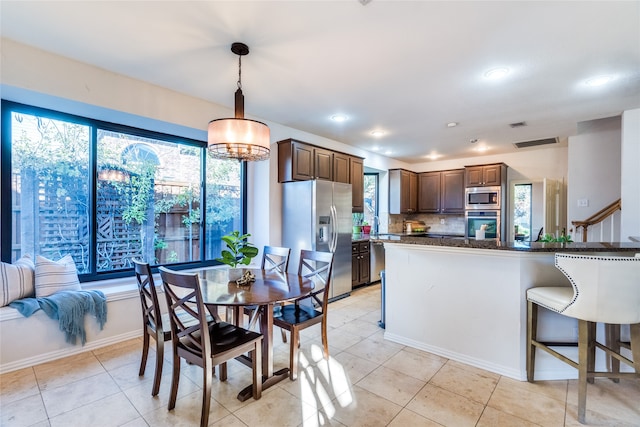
[631,323,640,373]
[526,300,538,382]
[201,360,212,427]
[139,330,150,376]
[281,328,287,343]
[606,323,621,383]
[168,352,180,411]
[587,321,596,384]
[219,362,228,381]
[151,338,164,396]
[252,344,262,399]
[321,320,329,359]
[289,328,300,380]
[577,319,589,424]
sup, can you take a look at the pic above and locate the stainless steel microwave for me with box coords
[465,186,501,210]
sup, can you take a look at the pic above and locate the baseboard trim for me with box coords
[0,330,142,374]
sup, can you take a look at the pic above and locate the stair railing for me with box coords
[571,199,621,242]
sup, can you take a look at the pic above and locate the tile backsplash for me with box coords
[389,213,465,234]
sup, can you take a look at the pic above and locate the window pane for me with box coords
[97,131,201,269]
[513,184,532,241]
[11,112,90,272]
[204,152,242,260]
[363,174,378,228]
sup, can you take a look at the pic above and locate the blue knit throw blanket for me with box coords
[9,290,108,345]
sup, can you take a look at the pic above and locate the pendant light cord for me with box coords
[237,55,242,90]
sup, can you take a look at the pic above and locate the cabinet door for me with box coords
[359,251,370,284]
[483,165,501,186]
[333,152,350,184]
[291,142,314,181]
[314,148,333,181]
[465,166,483,187]
[350,157,364,212]
[408,172,418,213]
[441,169,465,213]
[418,172,441,212]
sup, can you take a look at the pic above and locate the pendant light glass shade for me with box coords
[208,42,271,162]
[208,117,270,161]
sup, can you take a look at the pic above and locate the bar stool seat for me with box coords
[526,253,640,424]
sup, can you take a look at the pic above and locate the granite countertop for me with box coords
[370,234,640,252]
[352,234,370,242]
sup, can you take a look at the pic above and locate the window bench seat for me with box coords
[0,277,143,374]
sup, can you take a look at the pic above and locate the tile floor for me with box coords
[1,284,639,427]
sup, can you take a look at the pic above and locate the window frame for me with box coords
[1,100,247,282]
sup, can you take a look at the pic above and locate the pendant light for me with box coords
[208,42,270,161]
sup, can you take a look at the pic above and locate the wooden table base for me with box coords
[237,368,290,402]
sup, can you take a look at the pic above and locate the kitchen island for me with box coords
[375,235,640,381]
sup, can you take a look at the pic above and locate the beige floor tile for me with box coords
[498,375,568,402]
[382,348,447,382]
[33,351,106,391]
[142,389,231,426]
[407,384,485,427]
[332,318,381,340]
[488,377,566,427]
[387,408,443,426]
[444,359,501,381]
[326,328,363,352]
[327,351,379,394]
[41,371,120,417]
[210,414,251,427]
[476,406,542,427]
[429,362,499,405]
[564,378,640,425]
[0,394,48,426]
[120,417,150,427]
[48,392,140,427]
[234,387,315,427]
[357,365,426,406]
[123,372,201,415]
[106,358,169,392]
[95,339,147,372]
[343,335,403,365]
[330,385,402,427]
[0,367,39,405]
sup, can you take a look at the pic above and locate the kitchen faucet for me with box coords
[373,215,380,234]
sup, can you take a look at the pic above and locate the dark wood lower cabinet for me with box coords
[352,242,370,287]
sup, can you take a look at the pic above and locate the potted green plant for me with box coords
[216,231,259,280]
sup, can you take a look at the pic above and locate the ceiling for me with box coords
[1,1,639,164]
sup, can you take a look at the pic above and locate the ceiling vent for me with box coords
[513,137,559,149]
[509,121,527,128]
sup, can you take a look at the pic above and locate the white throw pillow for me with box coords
[35,255,81,298]
[0,255,35,307]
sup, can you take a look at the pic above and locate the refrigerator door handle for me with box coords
[330,204,338,253]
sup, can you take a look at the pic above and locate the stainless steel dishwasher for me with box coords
[370,241,385,283]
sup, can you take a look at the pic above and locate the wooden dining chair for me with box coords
[159,266,263,427]
[273,250,334,380]
[133,258,170,396]
[242,246,291,329]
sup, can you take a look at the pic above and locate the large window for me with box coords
[1,101,244,280]
[363,173,378,231]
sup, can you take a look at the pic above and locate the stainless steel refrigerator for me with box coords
[282,180,352,300]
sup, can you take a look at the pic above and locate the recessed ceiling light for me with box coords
[384,150,392,155]
[469,138,478,144]
[475,145,489,152]
[447,122,458,128]
[426,153,441,160]
[371,146,380,151]
[331,114,348,122]
[371,130,386,137]
[585,75,613,87]
[484,67,510,80]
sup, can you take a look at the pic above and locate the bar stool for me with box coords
[526,253,640,424]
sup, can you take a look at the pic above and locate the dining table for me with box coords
[192,266,314,401]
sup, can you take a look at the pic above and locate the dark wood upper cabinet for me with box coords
[418,169,464,214]
[314,147,333,181]
[418,172,441,213]
[350,157,364,213]
[465,163,505,187]
[333,152,350,184]
[278,138,365,211]
[441,169,465,213]
[389,169,418,214]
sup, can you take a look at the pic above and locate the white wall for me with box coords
[567,116,622,240]
[621,109,640,241]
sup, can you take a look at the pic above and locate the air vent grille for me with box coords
[509,121,527,128]
[513,137,558,149]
